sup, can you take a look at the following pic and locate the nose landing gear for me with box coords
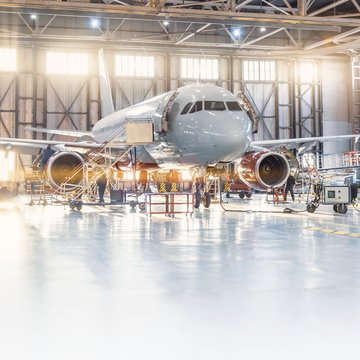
[194,177,211,209]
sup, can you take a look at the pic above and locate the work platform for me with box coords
[301,150,360,170]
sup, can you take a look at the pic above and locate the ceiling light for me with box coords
[232,28,241,38]
[260,27,266,32]
[163,20,169,26]
[30,14,37,20]
[91,19,100,28]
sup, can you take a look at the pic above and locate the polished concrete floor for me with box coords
[1,194,360,360]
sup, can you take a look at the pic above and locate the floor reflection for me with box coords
[0,195,360,359]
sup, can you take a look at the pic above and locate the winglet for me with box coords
[98,49,115,118]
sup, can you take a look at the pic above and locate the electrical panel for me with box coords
[323,186,351,204]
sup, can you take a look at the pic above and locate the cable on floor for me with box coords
[219,198,308,214]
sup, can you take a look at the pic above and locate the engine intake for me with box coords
[238,150,290,191]
[46,151,84,191]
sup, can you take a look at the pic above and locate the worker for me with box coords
[39,145,55,172]
[351,183,359,203]
[284,172,296,202]
[96,173,107,203]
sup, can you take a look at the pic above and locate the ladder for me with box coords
[48,119,139,200]
[208,178,221,200]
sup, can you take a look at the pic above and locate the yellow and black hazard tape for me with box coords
[159,182,166,192]
[305,226,360,238]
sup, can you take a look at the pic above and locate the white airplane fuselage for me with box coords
[92,84,253,169]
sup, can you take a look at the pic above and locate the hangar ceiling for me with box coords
[0,0,360,56]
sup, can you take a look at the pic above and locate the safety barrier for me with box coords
[144,192,194,216]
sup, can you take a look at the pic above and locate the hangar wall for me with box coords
[322,59,351,154]
[0,46,354,157]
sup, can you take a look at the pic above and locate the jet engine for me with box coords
[46,151,85,191]
[237,150,290,191]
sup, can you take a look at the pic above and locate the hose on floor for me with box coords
[219,189,308,214]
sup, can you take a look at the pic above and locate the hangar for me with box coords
[0,1,360,359]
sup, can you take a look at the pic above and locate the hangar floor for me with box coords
[1,194,360,360]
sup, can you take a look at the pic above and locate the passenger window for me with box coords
[204,101,226,111]
[226,101,242,111]
[189,101,203,114]
[181,102,193,115]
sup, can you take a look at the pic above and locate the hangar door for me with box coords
[114,53,166,110]
[233,59,322,141]
[43,51,99,141]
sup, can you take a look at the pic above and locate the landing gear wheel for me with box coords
[333,204,338,213]
[239,191,245,199]
[245,192,252,199]
[194,192,201,209]
[202,192,211,208]
[138,202,146,211]
[336,203,348,214]
[306,203,317,213]
[129,200,137,209]
[69,200,82,211]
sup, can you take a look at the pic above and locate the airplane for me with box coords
[0,49,358,208]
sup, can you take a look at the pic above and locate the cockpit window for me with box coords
[204,101,226,111]
[189,101,203,114]
[181,102,193,115]
[226,101,242,111]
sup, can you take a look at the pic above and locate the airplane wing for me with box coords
[25,126,93,138]
[251,134,359,147]
[0,137,130,155]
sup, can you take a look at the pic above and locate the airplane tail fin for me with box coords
[98,49,115,118]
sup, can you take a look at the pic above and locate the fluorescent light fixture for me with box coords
[232,28,241,38]
[260,27,266,32]
[91,19,100,28]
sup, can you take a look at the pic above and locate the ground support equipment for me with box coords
[145,192,194,217]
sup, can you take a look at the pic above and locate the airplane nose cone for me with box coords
[212,114,251,161]
[170,110,252,165]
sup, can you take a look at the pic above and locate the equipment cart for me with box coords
[306,185,352,214]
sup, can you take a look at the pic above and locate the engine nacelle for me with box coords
[238,150,290,191]
[46,151,85,191]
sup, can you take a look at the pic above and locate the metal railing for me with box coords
[317,151,360,170]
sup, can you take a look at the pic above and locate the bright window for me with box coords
[46,52,88,75]
[243,60,276,81]
[115,55,154,77]
[181,57,219,80]
[0,48,16,72]
[298,62,316,83]
[0,151,16,181]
